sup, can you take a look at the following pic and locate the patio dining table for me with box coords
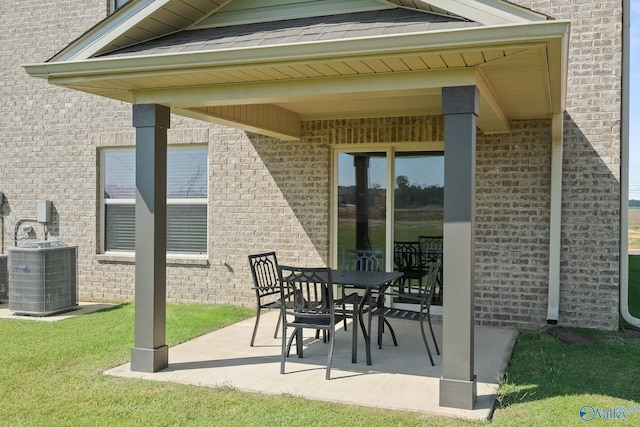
[331,269,403,366]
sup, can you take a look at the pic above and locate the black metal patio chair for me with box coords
[393,241,427,295]
[277,265,359,380]
[340,249,391,332]
[418,235,444,305]
[340,249,386,329]
[372,256,442,365]
[248,252,287,347]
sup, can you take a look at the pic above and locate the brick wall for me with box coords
[511,0,623,329]
[475,121,553,328]
[0,1,623,329]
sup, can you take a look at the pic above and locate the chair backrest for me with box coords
[419,256,443,312]
[419,235,443,265]
[393,241,424,270]
[342,249,385,272]
[248,252,280,298]
[419,235,443,250]
[277,265,334,321]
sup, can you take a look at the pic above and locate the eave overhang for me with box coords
[25,20,569,140]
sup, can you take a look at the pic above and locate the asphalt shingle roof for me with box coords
[99,8,480,58]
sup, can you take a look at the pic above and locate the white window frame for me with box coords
[100,145,209,255]
[331,142,444,313]
[331,142,444,270]
[109,0,131,13]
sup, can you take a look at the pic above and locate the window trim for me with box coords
[99,145,209,256]
[331,141,444,314]
[109,0,131,14]
[330,142,443,270]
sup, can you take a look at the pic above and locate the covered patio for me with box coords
[106,310,517,420]
[24,0,569,411]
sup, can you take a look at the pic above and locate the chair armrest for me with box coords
[382,288,423,304]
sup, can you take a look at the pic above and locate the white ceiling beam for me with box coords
[133,68,475,107]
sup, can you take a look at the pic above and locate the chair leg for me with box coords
[341,285,348,331]
[326,327,335,380]
[419,318,435,366]
[351,312,358,363]
[273,310,282,339]
[377,317,398,349]
[280,323,288,375]
[427,313,440,355]
[285,327,303,357]
[384,318,398,346]
[296,328,304,358]
[377,311,383,349]
[250,307,261,347]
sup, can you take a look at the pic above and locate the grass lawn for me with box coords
[628,208,640,248]
[628,256,640,318]
[494,329,640,426]
[0,303,459,426]
[2,276,640,425]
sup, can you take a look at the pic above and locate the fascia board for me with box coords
[25,20,570,83]
[548,24,570,114]
[417,0,547,25]
[50,0,171,62]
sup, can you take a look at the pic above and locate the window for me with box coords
[334,146,444,310]
[101,145,208,254]
[110,0,131,13]
[336,149,443,258]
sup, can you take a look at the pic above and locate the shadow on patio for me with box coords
[106,310,518,420]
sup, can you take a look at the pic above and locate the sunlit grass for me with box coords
[493,329,640,425]
[0,303,461,426]
[628,256,640,318]
[2,289,640,425]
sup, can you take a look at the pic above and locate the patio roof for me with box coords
[97,9,481,57]
[24,1,569,139]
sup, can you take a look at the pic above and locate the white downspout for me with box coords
[546,113,563,324]
[620,0,640,328]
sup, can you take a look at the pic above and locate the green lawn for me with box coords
[628,256,640,318]
[494,329,640,426]
[0,303,459,426]
[1,265,640,426]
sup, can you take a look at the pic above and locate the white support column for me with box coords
[439,85,478,410]
[130,103,170,373]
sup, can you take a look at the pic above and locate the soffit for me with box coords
[26,3,568,137]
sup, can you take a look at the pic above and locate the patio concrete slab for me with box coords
[106,310,517,420]
[0,301,118,322]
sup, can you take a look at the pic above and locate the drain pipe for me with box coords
[620,0,640,328]
[546,113,563,324]
[14,218,36,247]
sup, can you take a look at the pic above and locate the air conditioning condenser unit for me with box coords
[0,254,7,302]
[8,241,77,316]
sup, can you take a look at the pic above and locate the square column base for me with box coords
[440,375,477,410]
[131,345,169,373]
